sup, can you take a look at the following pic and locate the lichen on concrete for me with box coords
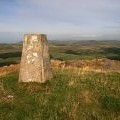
[19,34,52,83]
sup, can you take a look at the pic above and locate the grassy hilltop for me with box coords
[0,69,120,120]
[0,40,120,120]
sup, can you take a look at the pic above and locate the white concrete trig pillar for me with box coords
[19,34,52,83]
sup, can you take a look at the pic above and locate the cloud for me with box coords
[0,0,120,42]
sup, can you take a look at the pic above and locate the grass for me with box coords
[0,69,120,120]
[99,96,120,112]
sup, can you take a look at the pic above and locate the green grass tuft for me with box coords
[99,96,120,112]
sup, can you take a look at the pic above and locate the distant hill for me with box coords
[0,40,120,67]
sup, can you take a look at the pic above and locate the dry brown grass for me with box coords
[51,59,120,73]
[0,64,19,77]
[0,58,120,77]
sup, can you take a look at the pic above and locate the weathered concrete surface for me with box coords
[19,34,52,83]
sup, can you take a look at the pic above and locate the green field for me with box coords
[0,69,120,120]
[0,40,120,67]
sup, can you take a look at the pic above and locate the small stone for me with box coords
[7,95,14,99]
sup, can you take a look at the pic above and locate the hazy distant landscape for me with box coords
[0,40,120,67]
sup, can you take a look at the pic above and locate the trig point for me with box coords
[19,34,52,83]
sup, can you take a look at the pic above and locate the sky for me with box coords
[0,0,120,43]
